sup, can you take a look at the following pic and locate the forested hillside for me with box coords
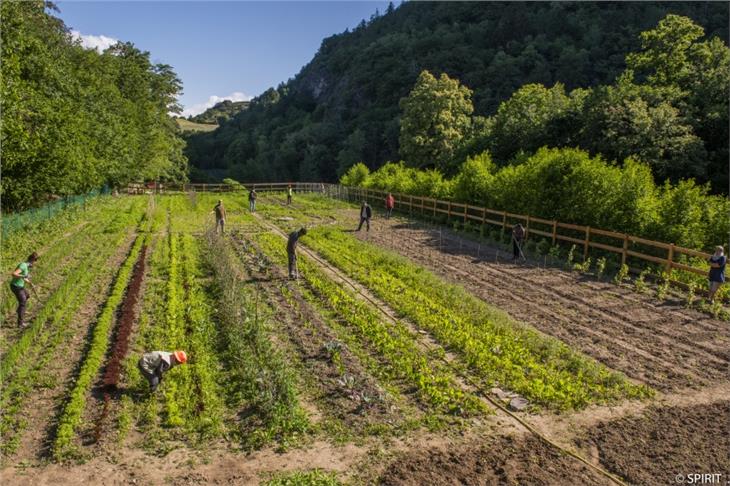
[185,1,728,192]
[1,1,187,210]
[189,100,250,124]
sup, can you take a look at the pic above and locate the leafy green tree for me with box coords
[399,70,473,171]
[452,151,494,203]
[336,129,367,176]
[340,162,370,187]
[580,73,706,183]
[489,83,572,163]
[627,14,730,192]
[0,1,187,210]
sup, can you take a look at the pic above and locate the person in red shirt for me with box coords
[385,193,395,219]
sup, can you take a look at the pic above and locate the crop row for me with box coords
[129,218,225,439]
[303,227,652,410]
[52,234,147,459]
[205,232,308,448]
[1,198,139,325]
[0,199,146,378]
[252,231,487,416]
[0,199,147,455]
[1,193,114,273]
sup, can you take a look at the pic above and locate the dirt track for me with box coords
[358,217,730,392]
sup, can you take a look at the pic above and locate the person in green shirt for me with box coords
[10,252,38,328]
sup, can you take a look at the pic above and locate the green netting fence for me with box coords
[1,187,110,236]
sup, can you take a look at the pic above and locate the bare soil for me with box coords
[6,233,138,464]
[359,216,730,392]
[4,201,728,485]
[379,432,612,486]
[579,400,730,486]
[229,229,409,433]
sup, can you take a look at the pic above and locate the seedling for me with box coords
[567,245,577,268]
[656,271,670,300]
[634,268,650,294]
[595,257,607,280]
[685,282,697,308]
[613,264,629,285]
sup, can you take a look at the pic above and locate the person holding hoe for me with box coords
[385,193,395,219]
[357,200,372,232]
[9,252,39,328]
[213,199,226,234]
[708,245,726,303]
[138,350,187,392]
[248,187,257,213]
[512,223,526,261]
[287,227,307,280]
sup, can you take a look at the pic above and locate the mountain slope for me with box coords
[185,1,728,183]
[189,100,249,124]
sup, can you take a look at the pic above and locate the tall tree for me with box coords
[399,70,473,171]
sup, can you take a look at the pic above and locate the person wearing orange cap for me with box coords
[138,350,187,392]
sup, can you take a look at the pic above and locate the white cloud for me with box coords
[70,30,119,52]
[181,92,251,118]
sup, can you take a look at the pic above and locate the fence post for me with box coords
[432,199,436,218]
[621,234,629,267]
[501,211,507,233]
[666,244,675,272]
[463,204,467,223]
[584,227,591,260]
[447,201,452,219]
[409,195,413,216]
[552,221,557,245]
[525,215,531,240]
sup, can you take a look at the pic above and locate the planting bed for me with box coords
[358,216,729,392]
[2,193,727,486]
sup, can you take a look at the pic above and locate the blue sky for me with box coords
[56,1,390,116]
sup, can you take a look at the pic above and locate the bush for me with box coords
[536,239,551,255]
[339,162,370,187]
[347,146,726,253]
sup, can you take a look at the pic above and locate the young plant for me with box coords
[634,268,650,294]
[573,257,591,273]
[536,239,551,256]
[548,245,561,260]
[613,264,629,285]
[710,299,722,318]
[656,271,671,300]
[567,245,577,268]
[685,282,697,308]
[595,257,607,280]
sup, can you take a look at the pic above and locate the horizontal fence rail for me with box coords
[338,186,714,280]
[126,182,714,279]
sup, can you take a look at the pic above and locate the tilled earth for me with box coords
[358,216,730,392]
[580,400,730,486]
[379,432,613,486]
[346,213,730,485]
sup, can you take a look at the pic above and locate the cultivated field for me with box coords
[1,192,727,485]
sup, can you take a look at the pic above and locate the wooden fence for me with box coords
[127,182,713,278]
[336,186,712,278]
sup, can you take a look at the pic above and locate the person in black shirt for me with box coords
[357,201,372,232]
[287,227,307,279]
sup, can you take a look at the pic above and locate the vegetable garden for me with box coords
[1,191,727,485]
